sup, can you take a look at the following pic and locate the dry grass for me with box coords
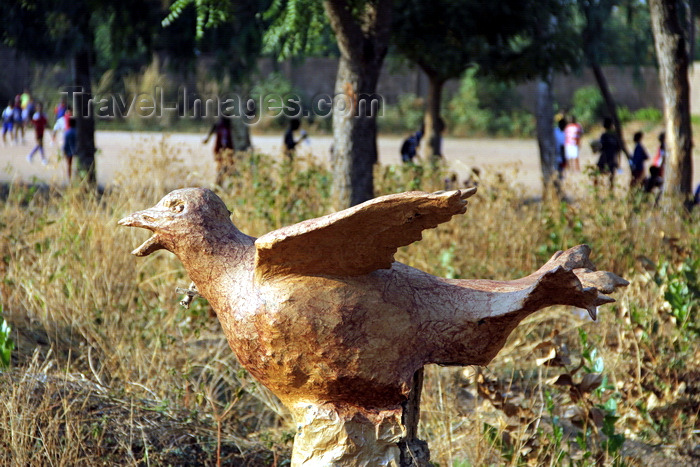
[0,141,698,466]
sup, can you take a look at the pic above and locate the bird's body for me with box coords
[119,187,627,419]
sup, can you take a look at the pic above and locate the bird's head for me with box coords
[118,188,233,256]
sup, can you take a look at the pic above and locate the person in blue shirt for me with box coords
[400,125,423,163]
[630,131,649,188]
[596,117,621,188]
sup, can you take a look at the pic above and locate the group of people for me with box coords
[2,90,33,146]
[202,114,308,185]
[554,114,668,194]
[202,115,306,160]
[554,116,583,179]
[2,91,77,180]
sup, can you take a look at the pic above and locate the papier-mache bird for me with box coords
[119,187,628,463]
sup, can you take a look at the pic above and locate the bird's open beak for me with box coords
[118,209,166,257]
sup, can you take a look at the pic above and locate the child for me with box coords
[282,118,307,160]
[651,132,665,177]
[27,103,48,165]
[52,105,71,146]
[12,94,24,144]
[2,100,13,145]
[400,125,424,163]
[63,117,77,181]
[630,131,648,187]
[596,117,621,188]
[564,116,583,172]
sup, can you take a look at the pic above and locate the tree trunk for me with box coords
[649,0,694,198]
[420,75,444,161]
[330,55,382,208]
[590,63,629,159]
[536,77,558,196]
[73,48,96,185]
[324,0,391,209]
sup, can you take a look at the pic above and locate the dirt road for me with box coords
[2,130,698,195]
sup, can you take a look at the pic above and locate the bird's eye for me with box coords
[164,199,185,212]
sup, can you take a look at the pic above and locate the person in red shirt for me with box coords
[203,116,236,184]
[27,103,48,165]
[203,116,234,155]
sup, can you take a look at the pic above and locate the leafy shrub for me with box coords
[250,72,304,131]
[379,93,426,134]
[633,107,663,123]
[447,68,534,137]
[616,106,633,124]
[447,68,492,135]
[571,86,605,127]
[0,310,13,369]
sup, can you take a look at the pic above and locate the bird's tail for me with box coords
[523,245,629,320]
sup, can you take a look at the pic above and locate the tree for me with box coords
[166,0,390,209]
[649,0,694,199]
[393,1,580,193]
[1,0,165,184]
[518,4,581,195]
[322,0,392,208]
[578,0,631,158]
[393,1,542,159]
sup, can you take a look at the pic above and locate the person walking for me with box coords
[554,117,567,178]
[400,125,424,163]
[597,117,621,188]
[282,118,307,160]
[204,116,236,185]
[630,131,649,188]
[651,132,665,177]
[63,117,77,181]
[2,100,14,146]
[27,102,48,165]
[12,95,24,144]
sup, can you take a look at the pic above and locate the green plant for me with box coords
[632,107,663,123]
[571,86,605,127]
[0,310,13,369]
[578,328,626,463]
[250,72,302,128]
[447,68,493,135]
[447,69,534,137]
[655,257,700,335]
[616,106,633,124]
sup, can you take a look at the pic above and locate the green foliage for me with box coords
[394,0,580,83]
[536,201,588,260]
[447,69,490,132]
[571,86,605,127]
[163,0,332,60]
[378,93,425,134]
[539,328,625,464]
[447,69,535,137]
[579,0,656,67]
[162,0,238,40]
[655,257,700,335]
[262,0,334,59]
[633,107,663,123]
[0,310,13,369]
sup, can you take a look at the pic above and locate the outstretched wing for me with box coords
[255,188,476,279]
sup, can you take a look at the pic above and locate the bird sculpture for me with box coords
[119,187,628,466]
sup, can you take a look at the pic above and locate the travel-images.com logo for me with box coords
[60,87,384,124]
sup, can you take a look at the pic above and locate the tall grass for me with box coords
[0,142,697,465]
